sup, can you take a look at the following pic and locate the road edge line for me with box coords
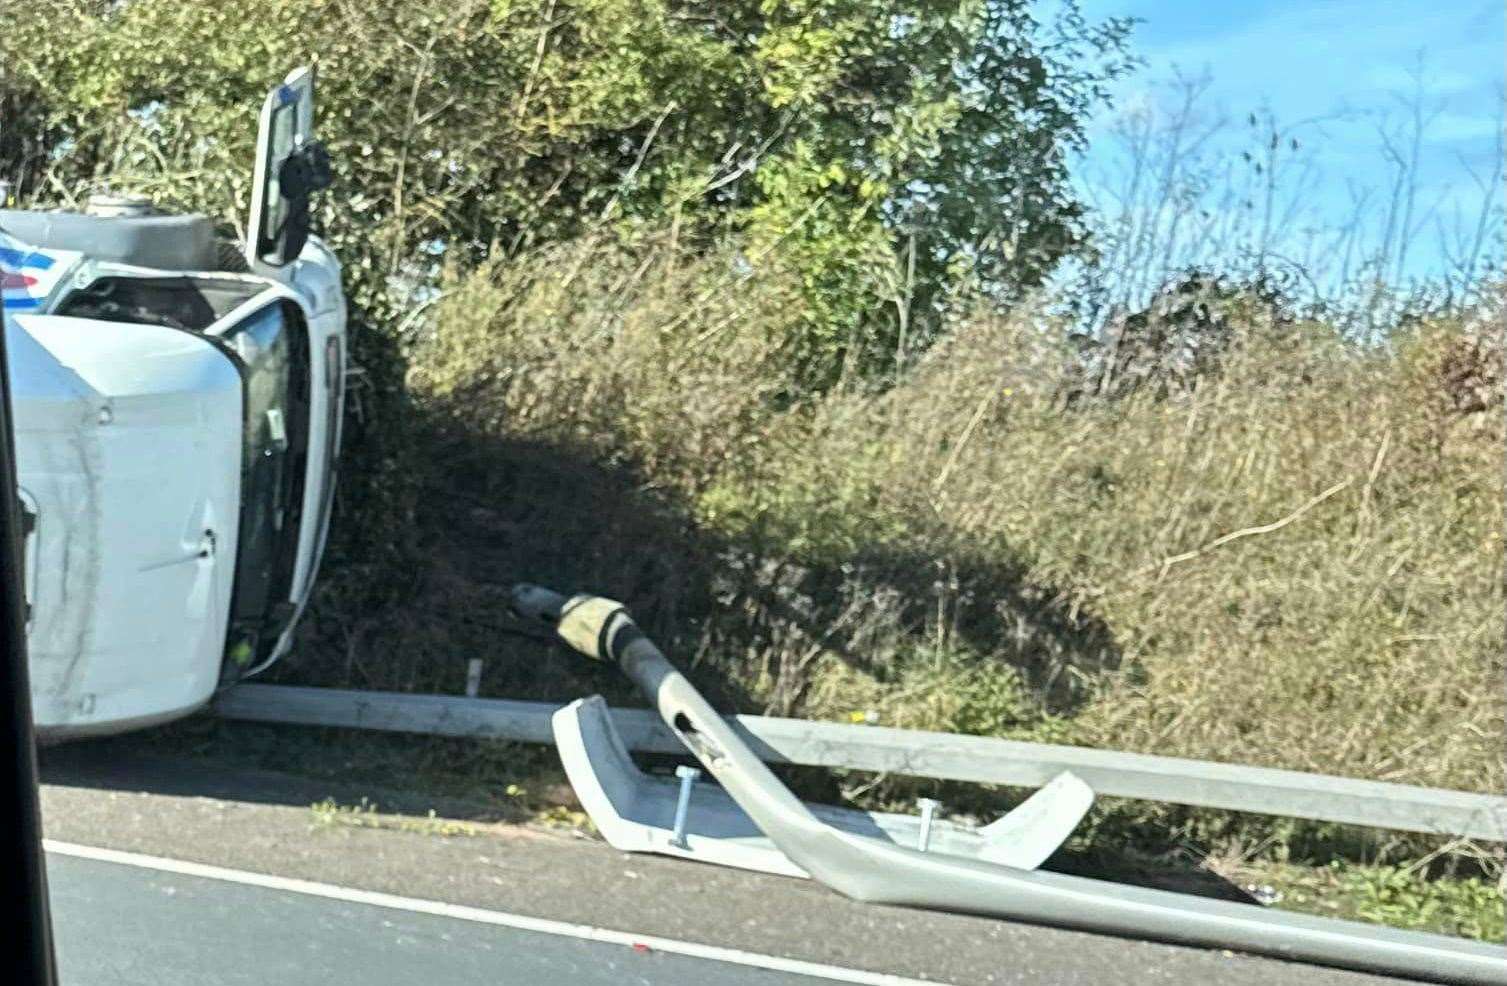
[44,838,935,986]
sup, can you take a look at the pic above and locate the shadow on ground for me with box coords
[279,414,1130,721]
[38,720,539,823]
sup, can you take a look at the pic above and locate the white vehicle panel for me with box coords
[14,314,242,736]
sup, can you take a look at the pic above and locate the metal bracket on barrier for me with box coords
[553,695,1093,877]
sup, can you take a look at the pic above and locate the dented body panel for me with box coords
[14,315,242,736]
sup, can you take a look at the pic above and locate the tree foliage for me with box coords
[0,0,1132,381]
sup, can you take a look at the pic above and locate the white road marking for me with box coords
[44,839,935,986]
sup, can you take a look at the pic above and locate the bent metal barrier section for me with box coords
[551,693,1097,876]
[500,584,1507,986]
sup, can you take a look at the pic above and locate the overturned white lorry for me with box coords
[5,68,345,738]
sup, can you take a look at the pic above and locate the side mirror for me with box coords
[273,141,332,262]
[278,140,332,200]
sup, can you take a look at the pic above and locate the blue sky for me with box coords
[1071,0,1503,285]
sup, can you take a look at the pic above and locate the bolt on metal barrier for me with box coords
[916,798,940,852]
[670,765,701,849]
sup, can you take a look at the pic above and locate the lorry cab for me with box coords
[2,67,345,738]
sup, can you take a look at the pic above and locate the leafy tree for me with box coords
[0,0,1132,384]
[746,2,1135,382]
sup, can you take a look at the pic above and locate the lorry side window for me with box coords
[256,100,299,262]
[218,301,310,675]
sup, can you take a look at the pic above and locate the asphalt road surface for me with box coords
[38,738,1430,986]
[48,850,840,986]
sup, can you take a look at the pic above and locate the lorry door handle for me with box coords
[266,408,289,452]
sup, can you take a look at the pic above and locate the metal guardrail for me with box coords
[216,683,1507,842]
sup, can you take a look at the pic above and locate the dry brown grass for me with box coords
[775,309,1504,794]
[299,235,1504,812]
